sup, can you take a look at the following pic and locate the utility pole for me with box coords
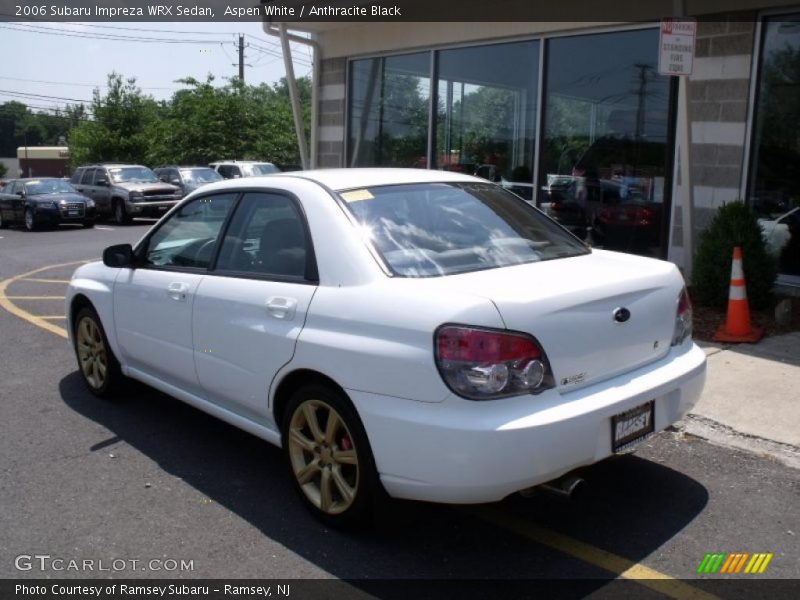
[238,34,245,82]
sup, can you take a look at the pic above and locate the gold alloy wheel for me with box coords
[76,316,108,390]
[288,399,359,515]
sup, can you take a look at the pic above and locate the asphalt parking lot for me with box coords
[0,222,798,598]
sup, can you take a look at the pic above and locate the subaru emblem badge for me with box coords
[613,307,631,323]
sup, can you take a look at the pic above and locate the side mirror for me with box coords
[103,243,134,268]
[158,175,168,182]
[96,178,109,187]
[170,178,181,185]
[17,190,25,198]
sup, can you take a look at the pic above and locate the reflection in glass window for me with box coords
[749,16,800,276]
[348,53,430,167]
[436,41,539,200]
[144,194,236,269]
[216,193,310,278]
[540,29,671,257]
[340,182,588,278]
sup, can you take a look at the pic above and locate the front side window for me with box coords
[142,193,237,269]
[215,192,312,279]
[339,182,588,277]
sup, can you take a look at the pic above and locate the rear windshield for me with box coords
[181,168,223,184]
[244,163,279,176]
[339,182,589,277]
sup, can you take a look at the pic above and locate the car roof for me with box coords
[286,168,481,192]
[210,160,275,165]
[156,166,213,169]
[80,163,143,168]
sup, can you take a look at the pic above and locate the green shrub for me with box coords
[692,201,777,310]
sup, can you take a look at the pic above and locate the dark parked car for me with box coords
[154,166,223,194]
[0,178,96,231]
[71,164,182,225]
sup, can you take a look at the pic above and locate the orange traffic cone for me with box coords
[713,246,763,343]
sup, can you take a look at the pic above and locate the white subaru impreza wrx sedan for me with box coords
[66,168,706,526]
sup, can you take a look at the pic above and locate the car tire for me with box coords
[282,384,379,528]
[73,306,124,399]
[113,200,131,225]
[0,211,8,229]
[24,208,37,232]
[83,221,95,229]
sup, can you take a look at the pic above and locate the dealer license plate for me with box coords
[611,400,655,452]
[68,210,78,216]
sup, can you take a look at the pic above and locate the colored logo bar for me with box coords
[696,552,773,574]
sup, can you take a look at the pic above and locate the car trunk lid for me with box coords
[420,250,683,392]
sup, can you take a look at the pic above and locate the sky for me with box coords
[0,21,313,113]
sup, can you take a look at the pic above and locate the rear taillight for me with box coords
[435,325,553,400]
[671,287,693,346]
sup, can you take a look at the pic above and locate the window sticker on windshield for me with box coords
[341,189,374,203]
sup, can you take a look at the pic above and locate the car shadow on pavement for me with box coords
[59,372,709,592]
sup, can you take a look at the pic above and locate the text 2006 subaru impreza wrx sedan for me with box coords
[66,169,706,526]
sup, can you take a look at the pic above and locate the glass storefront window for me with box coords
[539,29,671,257]
[435,41,539,200]
[348,53,430,168]
[749,16,800,276]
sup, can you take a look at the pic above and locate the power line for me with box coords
[0,75,180,92]
[247,40,312,67]
[0,23,229,44]
[0,11,241,36]
[0,89,92,103]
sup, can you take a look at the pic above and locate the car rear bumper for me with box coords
[348,342,706,504]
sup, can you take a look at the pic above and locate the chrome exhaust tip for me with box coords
[521,475,585,501]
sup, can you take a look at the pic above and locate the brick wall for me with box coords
[687,16,755,231]
[317,57,347,168]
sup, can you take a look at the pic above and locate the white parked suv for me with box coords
[209,160,279,179]
[65,169,706,527]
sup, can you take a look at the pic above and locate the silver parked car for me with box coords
[71,164,183,224]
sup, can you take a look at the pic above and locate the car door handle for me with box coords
[166,282,190,302]
[265,296,297,320]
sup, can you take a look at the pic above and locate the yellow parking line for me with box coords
[0,260,91,340]
[470,508,719,600]
[6,295,66,300]
[22,278,71,284]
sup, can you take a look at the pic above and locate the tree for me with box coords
[145,75,310,166]
[68,73,159,166]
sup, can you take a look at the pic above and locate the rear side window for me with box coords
[81,169,95,185]
[339,182,589,277]
[215,192,313,280]
[70,170,83,184]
